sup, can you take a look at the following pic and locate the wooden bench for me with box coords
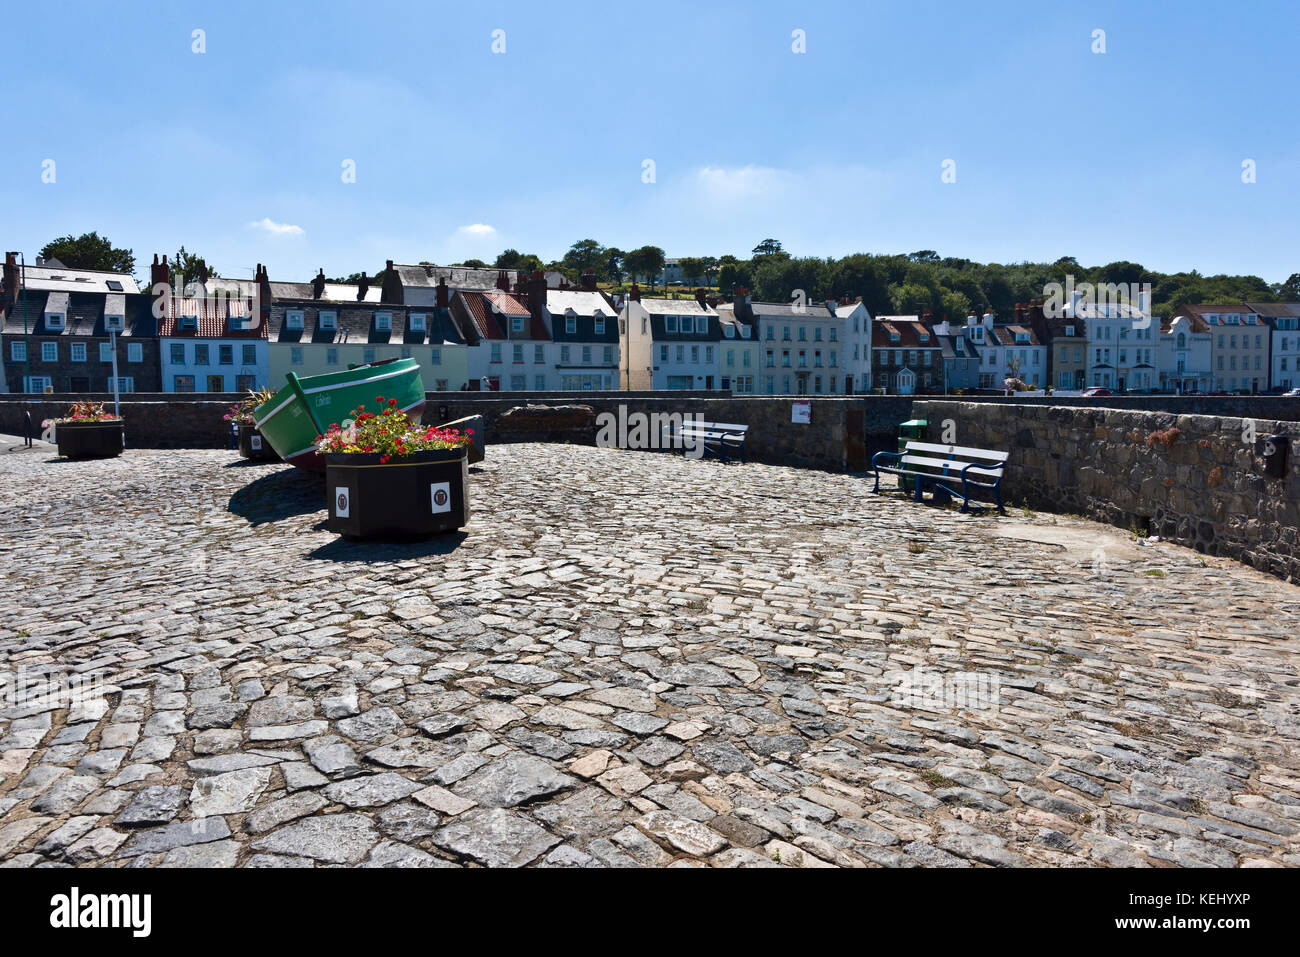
[871,440,1008,513]
[661,420,749,463]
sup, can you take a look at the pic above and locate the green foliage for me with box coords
[494,249,544,274]
[172,246,218,285]
[623,246,667,287]
[40,232,135,274]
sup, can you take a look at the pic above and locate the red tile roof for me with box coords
[459,291,505,340]
[872,319,939,348]
[156,294,267,338]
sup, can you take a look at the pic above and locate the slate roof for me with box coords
[1,290,156,336]
[394,263,514,292]
[8,264,140,295]
[1244,302,1300,319]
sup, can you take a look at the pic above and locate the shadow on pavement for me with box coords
[228,466,325,525]
[305,530,468,562]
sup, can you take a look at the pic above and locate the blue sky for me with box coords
[4,0,1297,284]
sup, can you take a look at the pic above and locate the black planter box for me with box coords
[55,420,125,459]
[238,423,280,461]
[326,448,470,538]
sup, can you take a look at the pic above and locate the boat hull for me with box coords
[252,358,427,472]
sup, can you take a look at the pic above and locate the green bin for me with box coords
[897,419,927,492]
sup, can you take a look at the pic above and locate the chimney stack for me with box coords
[629,283,641,302]
[734,286,753,322]
[356,272,369,301]
[312,268,326,300]
[435,277,449,310]
[3,252,19,308]
[694,288,707,306]
[581,269,597,292]
[527,271,548,320]
[497,270,511,292]
[381,259,402,303]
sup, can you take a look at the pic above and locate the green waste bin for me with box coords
[897,419,927,492]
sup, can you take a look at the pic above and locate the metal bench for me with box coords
[661,420,749,463]
[871,440,1008,513]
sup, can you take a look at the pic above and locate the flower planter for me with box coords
[238,423,280,461]
[55,420,125,459]
[326,447,470,538]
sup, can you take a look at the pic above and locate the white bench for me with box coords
[872,440,1008,513]
[661,420,749,463]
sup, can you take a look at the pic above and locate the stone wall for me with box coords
[913,400,1300,583]
[417,394,915,471]
[0,397,233,449]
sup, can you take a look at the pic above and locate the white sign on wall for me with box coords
[791,401,811,424]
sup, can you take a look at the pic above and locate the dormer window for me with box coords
[666,316,678,333]
[1065,325,1075,336]
[740,325,750,339]
[696,316,708,334]
[375,313,392,332]
[889,332,900,342]
[724,325,735,338]
[919,333,930,343]
[594,317,605,335]
[45,313,65,330]
[286,311,304,330]
[319,312,336,331]
[409,313,426,331]
[512,316,525,334]
[104,315,124,333]
[1015,333,1029,344]
[566,316,576,334]
[955,339,965,355]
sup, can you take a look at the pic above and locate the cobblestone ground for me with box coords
[1,439,1299,868]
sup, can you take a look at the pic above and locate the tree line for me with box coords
[29,232,1300,320]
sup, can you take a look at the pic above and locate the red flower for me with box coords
[388,398,398,407]
[380,454,389,464]
[466,429,474,436]
[375,396,385,404]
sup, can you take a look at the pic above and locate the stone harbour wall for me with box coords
[913,400,1300,583]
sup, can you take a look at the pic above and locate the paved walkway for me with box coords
[1,444,1298,867]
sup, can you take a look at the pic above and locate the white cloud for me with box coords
[456,223,497,237]
[695,165,797,202]
[249,217,304,237]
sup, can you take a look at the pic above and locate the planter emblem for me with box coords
[251,435,262,450]
[430,482,451,514]
[335,488,351,518]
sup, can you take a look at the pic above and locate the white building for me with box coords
[619,291,721,390]
[1158,313,1213,393]
[1246,302,1300,391]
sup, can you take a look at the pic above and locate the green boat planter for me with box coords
[253,357,427,472]
[238,423,280,461]
[55,420,125,459]
[326,447,470,539]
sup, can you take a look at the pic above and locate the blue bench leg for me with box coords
[872,471,880,493]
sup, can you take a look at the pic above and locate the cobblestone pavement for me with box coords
[2,441,1299,868]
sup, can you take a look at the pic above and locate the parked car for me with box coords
[1284,387,1300,397]
[1081,387,1115,396]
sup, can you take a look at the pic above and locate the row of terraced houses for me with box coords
[3,252,1299,395]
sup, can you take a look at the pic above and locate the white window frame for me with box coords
[286,311,305,330]
[290,347,304,365]
[375,313,392,331]
[70,342,87,362]
[409,313,426,331]
[594,317,605,335]
[45,313,65,330]
[430,347,441,365]
[566,316,577,334]
[696,316,708,334]
[10,341,26,362]
[99,342,113,362]
[318,311,337,331]
[41,341,58,362]
[666,316,678,333]
[127,342,143,363]
[512,317,525,335]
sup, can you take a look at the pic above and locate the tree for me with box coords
[172,246,218,285]
[40,232,135,274]
[701,256,719,286]
[562,239,607,279]
[458,258,488,268]
[678,257,707,286]
[604,248,625,284]
[1279,273,1300,300]
[624,246,666,288]
[908,250,940,263]
[494,249,544,274]
[752,238,786,260]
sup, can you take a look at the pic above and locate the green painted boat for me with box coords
[253,358,427,471]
